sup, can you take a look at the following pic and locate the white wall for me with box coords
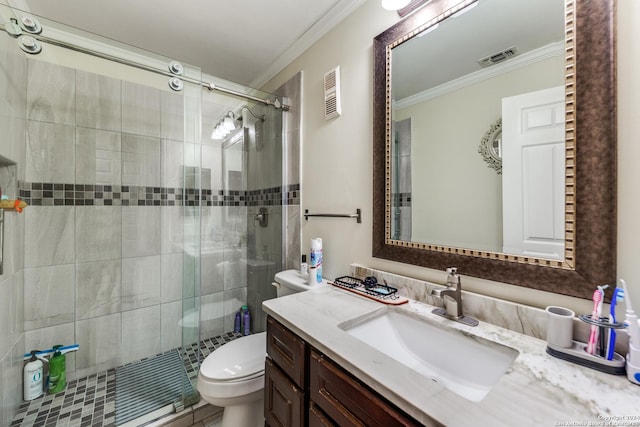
[264,0,639,315]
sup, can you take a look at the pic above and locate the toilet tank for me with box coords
[273,269,328,297]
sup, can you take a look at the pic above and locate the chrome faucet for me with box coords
[431,267,479,327]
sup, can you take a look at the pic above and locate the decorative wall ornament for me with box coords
[478,118,502,174]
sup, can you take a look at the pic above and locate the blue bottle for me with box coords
[234,311,241,333]
[242,305,251,336]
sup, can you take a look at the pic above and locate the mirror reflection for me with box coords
[389,0,566,260]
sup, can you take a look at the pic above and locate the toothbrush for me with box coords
[586,287,604,355]
[606,287,624,360]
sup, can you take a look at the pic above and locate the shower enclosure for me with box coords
[0,4,284,425]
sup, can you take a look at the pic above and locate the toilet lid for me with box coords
[200,332,267,381]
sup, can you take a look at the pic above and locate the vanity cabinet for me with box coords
[265,316,424,427]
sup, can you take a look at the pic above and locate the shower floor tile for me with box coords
[11,332,241,427]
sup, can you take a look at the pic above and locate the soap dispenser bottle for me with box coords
[47,345,66,394]
[23,350,43,401]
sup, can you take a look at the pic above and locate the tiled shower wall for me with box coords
[0,30,27,427]
[20,57,202,383]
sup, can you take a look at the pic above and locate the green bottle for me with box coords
[47,345,66,394]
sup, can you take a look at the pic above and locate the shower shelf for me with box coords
[304,208,361,223]
[0,200,27,212]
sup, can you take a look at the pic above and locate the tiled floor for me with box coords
[11,333,241,427]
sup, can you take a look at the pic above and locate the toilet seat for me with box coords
[200,332,267,382]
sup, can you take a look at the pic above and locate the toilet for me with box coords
[197,269,327,427]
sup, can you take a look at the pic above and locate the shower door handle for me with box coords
[255,207,268,227]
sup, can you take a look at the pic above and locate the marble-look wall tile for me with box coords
[24,264,74,330]
[181,297,199,346]
[75,127,122,186]
[161,252,184,303]
[161,139,184,188]
[121,255,161,311]
[26,121,75,183]
[0,33,27,121]
[76,260,122,320]
[75,206,121,262]
[0,271,23,359]
[202,141,222,190]
[121,133,161,187]
[27,59,75,125]
[122,206,161,258]
[25,207,74,267]
[161,206,186,254]
[121,306,161,364]
[286,205,300,270]
[200,250,224,296]
[160,301,182,353]
[200,292,225,339]
[286,128,300,187]
[0,276,14,358]
[0,337,24,427]
[161,91,184,142]
[121,81,160,138]
[75,70,121,131]
[75,313,122,378]
[1,167,25,274]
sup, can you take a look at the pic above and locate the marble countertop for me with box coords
[263,285,640,427]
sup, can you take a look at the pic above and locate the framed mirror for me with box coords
[373,0,616,299]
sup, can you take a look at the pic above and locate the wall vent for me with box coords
[478,47,518,68]
[324,66,342,120]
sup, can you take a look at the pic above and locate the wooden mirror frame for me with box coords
[372,0,616,299]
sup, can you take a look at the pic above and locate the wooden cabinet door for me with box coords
[309,350,428,427]
[265,357,305,427]
[267,316,307,388]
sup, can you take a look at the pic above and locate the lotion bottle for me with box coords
[24,350,43,401]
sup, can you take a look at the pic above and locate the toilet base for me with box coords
[220,394,264,427]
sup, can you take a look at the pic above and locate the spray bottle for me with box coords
[23,350,43,401]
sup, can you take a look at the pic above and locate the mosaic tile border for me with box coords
[391,192,412,207]
[18,182,300,207]
[11,332,242,427]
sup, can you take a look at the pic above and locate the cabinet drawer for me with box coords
[267,316,307,387]
[265,357,305,427]
[309,350,427,427]
[309,401,337,427]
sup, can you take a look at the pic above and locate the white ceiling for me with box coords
[18,0,364,88]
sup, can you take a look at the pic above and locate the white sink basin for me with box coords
[340,309,519,402]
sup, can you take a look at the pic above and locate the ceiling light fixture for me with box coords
[211,111,241,140]
[381,0,412,11]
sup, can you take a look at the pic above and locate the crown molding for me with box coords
[250,0,367,89]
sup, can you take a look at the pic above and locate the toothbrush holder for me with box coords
[545,314,626,375]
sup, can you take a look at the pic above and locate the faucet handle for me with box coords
[446,267,458,275]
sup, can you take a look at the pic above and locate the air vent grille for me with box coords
[324,66,341,120]
[478,47,518,68]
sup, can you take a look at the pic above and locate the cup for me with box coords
[545,306,575,348]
